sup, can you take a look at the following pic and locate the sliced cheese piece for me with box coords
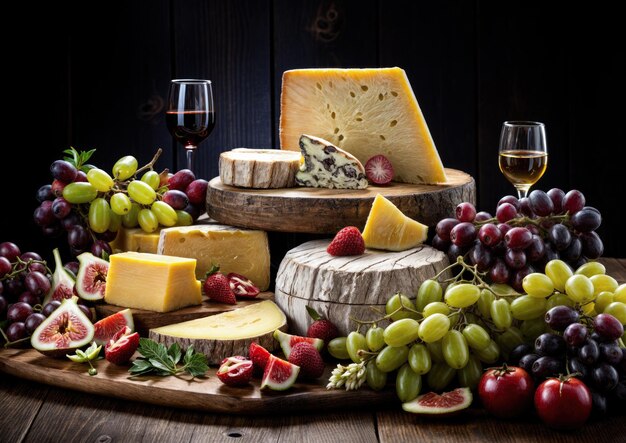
[219,148,301,188]
[157,224,270,291]
[110,228,161,254]
[362,194,428,251]
[149,300,287,364]
[280,67,447,184]
[296,134,368,189]
[104,252,202,313]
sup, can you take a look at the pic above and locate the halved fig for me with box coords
[42,248,75,306]
[31,296,95,358]
[75,252,109,301]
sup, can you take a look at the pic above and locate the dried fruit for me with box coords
[42,248,75,306]
[93,309,134,346]
[216,356,254,386]
[288,342,325,379]
[261,354,300,391]
[327,226,365,256]
[75,252,109,301]
[105,326,140,365]
[274,329,324,359]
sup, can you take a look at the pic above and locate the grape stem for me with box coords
[0,258,52,282]
[134,148,163,177]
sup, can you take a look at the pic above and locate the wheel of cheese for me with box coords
[274,240,450,336]
[219,148,301,189]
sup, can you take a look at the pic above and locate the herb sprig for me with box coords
[129,338,208,378]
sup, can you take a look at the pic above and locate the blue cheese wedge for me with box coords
[296,134,368,189]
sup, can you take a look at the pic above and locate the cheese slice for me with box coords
[219,148,301,188]
[296,134,368,189]
[110,228,161,254]
[104,252,202,312]
[157,224,270,291]
[280,67,447,184]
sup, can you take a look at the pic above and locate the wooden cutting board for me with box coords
[0,348,396,414]
[206,168,475,234]
[95,292,274,336]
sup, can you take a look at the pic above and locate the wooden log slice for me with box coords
[207,168,475,234]
[219,148,301,188]
[274,240,450,336]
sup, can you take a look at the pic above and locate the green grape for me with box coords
[327,337,350,360]
[366,361,387,391]
[594,292,615,314]
[520,318,546,342]
[522,273,555,298]
[615,284,626,303]
[112,155,138,180]
[464,312,482,326]
[604,302,626,324]
[490,283,518,296]
[442,330,469,369]
[497,327,525,358]
[88,198,111,233]
[418,313,450,343]
[384,318,420,347]
[128,180,157,205]
[122,203,141,228]
[490,299,512,329]
[462,324,490,351]
[575,261,606,277]
[416,280,443,311]
[448,312,461,328]
[408,343,431,375]
[590,274,619,296]
[427,362,456,391]
[175,210,193,226]
[565,274,594,303]
[477,289,495,319]
[457,354,482,390]
[108,211,122,233]
[375,345,409,372]
[546,292,575,310]
[396,364,422,402]
[422,302,450,317]
[582,302,596,316]
[426,340,445,363]
[141,170,160,190]
[346,331,367,363]
[111,193,132,215]
[510,295,547,320]
[474,339,500,363]
[86,168,114,192]
[62,182,98,204]
[151,201,178,227]
[545,259,573,292]
[444,283,481,308]
[366,326,385,352]
[138,208,159,233]
[385,294,419,321]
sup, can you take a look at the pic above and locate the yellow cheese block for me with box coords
[104,252,202,313]
[157,224,270,291]
[362,194,428,251]
[110,228,161,254]
[279,67,447,184]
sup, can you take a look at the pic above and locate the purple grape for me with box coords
[529,190,554,216]
[579,340,600,365]
[51,197,72,219]
[42,300,62,317]
[509,343,533,365]
[505,227,533,250]
[519,353,540,373]
[4,278,24,297]
[68,225,91,249]
[599,342,623,365]
[489,258,510,284]
[511,266,534,293]
[0,257,11,278]
[532,356,563,379]
[436,218,460,242]
[478,223,502,247]
[17,291,41,306]
[594,314,624,341]
[24,271,51,296]
[505,248,527,269]
[64,261,80,277]
[42,223,63,238]
[183,203,202,221]
[447,244,467,262]
[78,304,93,322]
[592,363,619,393]
[470,243,492,272]
[497,223,512,236]
[560,237,582,262]
[6,322,27,342]
[474,211,492,222]
[545,306,579,331]
[162,190,190,211]
[548,224,572,251]
[7,302,34,323]
[567,357,589,380]
[563,190,585,214]
[547,188,565,214]
[450,222,476,247]
[431,235,450,251]
[455,202,476,222]
[526,235,546,262]
[580,232,604,259]
[24,313,46,334]
[564,323,588,347]
[535,333,566,357]
[50,160,78,182]
[0,294,6,314]
[518,197,533,217]
[498,195,519,210]
[571,209,602,233]
[60,212,82,231]
[0,242,21,261]
[36,184,54,202]
[496,203,518,223]
[96,230,117,242]
[20,252,43,262]
[91,240,112,259]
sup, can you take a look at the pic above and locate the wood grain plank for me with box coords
[277,411,378,443]
[601,258,626,283]
[0,375,49,443]
[172,0,272,180]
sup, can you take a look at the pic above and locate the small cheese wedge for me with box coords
[110,228,161,254]
[361,194,428,251]
[104,252,202,313]
[157,224,270,291]
[149,300,287,364]
[219,148,301,188]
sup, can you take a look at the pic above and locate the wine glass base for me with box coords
[514,185,531,199]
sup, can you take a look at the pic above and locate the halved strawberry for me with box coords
[365,155,394,185]
[104,326,139,365]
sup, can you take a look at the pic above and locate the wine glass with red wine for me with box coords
[166,79,215,173]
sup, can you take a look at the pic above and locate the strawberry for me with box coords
[204,265,236,304]
[365,154,394,185]
[249,342,271,374]
[216,356,253,387]
[288,342,325,379]
[105,326,140,365]
[306,306,339,345]
[327,226,365,256]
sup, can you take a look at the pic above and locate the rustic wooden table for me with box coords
[2,259,625,443]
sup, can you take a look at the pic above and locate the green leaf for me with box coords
[129,359,154,376]
[137,338,168,361]
[76,349,88,360]
[184,353,209,378]
[306,305,322,321]
[148,359,175,374]
[184,345,195,364]
[167,343,182,365]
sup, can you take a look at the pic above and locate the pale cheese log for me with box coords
[158,224,270,291]
[219,148,301,188]
[279,67,447,185]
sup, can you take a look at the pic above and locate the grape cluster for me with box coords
[433,189,603,292]
[0,241,91,346]
[34,148,208,257]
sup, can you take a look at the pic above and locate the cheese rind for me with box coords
[157,224,270,291]
[110,228,161,254]
[219,148,301,188]
[296,134,368,189]
[104,252,202,313]
[280,67,447,184]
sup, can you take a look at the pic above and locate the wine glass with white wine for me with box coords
[498,121,548,198]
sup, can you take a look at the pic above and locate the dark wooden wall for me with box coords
[3,0,624,258]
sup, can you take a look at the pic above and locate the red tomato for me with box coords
[534,376,592,430]
[478,365,534,418]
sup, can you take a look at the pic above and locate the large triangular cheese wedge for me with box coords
[279,67,447,184]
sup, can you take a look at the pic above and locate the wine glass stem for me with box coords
[185,146,196,173]
[515,185,530,199]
